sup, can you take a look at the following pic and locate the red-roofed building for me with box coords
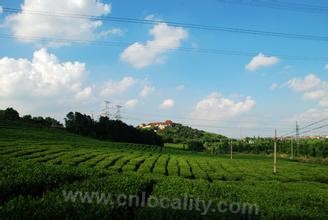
[138,120,173,130]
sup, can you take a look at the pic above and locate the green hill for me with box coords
[157,123,226,143]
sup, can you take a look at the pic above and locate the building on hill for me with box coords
[138,120,173,130]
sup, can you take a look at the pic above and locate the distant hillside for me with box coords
[156,122,226,143]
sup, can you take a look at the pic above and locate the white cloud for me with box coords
[176,84,185,91]
[139,85,154,97]
[120,22,188,68]
[245,53,279,71]
[270,83,278,90]
[287,74,321,92]
[101,77,136,97]
[303,90,326,100]
[97,28,124,39]
[160,99,175,109]
[325,64,328,70]
[5,0,111,46]
[298,108,328,119]
[75,87,93,100]
[286,74,328,107]
[125,99,138,108]
[0,48,91,100]
[0,6,3,14]
[190,93,255,120]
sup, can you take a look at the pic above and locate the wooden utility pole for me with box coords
[273,129,277,174]
[230,139,233,159]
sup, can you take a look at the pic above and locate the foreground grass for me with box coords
[0,121,328,219]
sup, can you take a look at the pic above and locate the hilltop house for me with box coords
[138,120,173,130]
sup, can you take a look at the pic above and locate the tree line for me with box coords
[65,112,163,146]
[0,107,63,127]
[204,137,328,158]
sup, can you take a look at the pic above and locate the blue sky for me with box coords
[0,0,327,137]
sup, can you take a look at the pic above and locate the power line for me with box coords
[300,117,328,130]
[299,123,328,135]
[280,117,328,138]
[216,0,328,15]
[1,33,327,62]
[2,7,328,42]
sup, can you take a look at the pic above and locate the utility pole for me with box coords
[114,105,123,120]
[230,139,233,160]
[273,129,277,174]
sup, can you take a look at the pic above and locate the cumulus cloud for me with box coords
[139,85,154,97]
[0,48,91,100]
[176,84,185,91]
[120,22,188,68]
[75,87,93,101]
[160,99,175,109]
[190,93,255,120]
[125,99,138,108]
[286,74,328,107]
[287,74,321,92]
[245,53,279,71]
[5,0,111,46]
[100,77,136,97]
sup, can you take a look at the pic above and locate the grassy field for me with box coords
[1,121,328,219]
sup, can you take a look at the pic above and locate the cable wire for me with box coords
[216,0,328,15]
[2,7,328,42]
[1,33,328,62]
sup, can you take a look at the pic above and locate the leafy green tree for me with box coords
[3,108,19,120]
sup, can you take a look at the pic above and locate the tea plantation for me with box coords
[1,121,328,219]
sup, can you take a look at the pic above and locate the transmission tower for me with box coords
[114,105,123,120]
[295,121,300,156]
[102,100,111,118]
[296,121,300,141]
